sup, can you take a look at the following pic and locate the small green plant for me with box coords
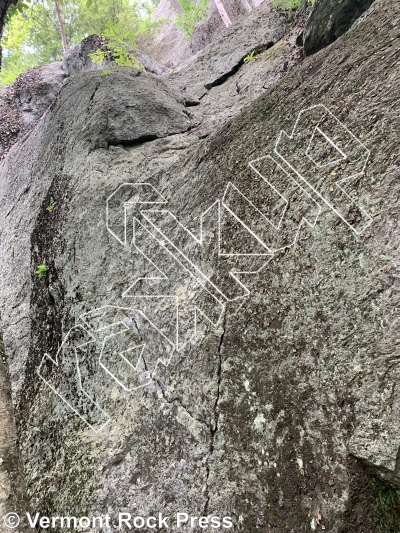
[89,48,107,66]
[45,196,56,213]
[88,24,142,71]
[243,50,256,63]
[35,264,48,281]
[89,46,139,70]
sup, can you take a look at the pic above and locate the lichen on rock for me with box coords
[0,0,399,531]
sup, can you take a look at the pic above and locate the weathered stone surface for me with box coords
[0,322,29,533]
[0,68,191,400]
[0,62,65,157]
[62,34,105,76]
[63,34,167,77]
[151,0,193,68]
[303,0,377,56]
[166,6,304,138]
[190,0,265,56]
[63,69,191,151]
[152,0,265,69]
[0,0,399,531]
[168,2,287,97]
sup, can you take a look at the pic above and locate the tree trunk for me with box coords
[213,0,232,28]
[0,319,30,529]
[0,0,18,69]
[54,0,68,54]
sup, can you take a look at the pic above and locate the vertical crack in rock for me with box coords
[132,318,141,337]
[152,376,207,428]
[204,310,227,515]
[88,81,101,104]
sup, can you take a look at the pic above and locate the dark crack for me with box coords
[106,123,193,149]
[89,81,101,104]
[129,315,142,338]
[142,353,148,372]
[108,134,159,148]
[204,42,275,90]
[394,445,400,474]
[204,310,227,515]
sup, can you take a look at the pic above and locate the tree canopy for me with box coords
[0,0,160,87]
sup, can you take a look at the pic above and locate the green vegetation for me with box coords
[272,0,315,11]
[243,49,255,63]
[0,0,160,87]
[88,22,143,70]
[369,475,400,533]
[0,0,212,86]
[174,0,209,40]
[4,0,32,24]
[45,197,57,213]
[35,264,49,281]
[257,39,285,61]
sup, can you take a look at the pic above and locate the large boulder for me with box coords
[303,0,377,55]
[0,0,400,531]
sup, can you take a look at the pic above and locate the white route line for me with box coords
[39,104,374,430]
[37,325,111,432]
[140,201,272,302]
[275,104,372,236]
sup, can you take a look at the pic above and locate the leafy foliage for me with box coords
[243,49,255,63]
[0,0,160,87]
[35,264,48,280]
[88,20,146,70]
[4,0,31,24]
[89,44,139,70]
[174,0,209,41]
[45,197,57,213]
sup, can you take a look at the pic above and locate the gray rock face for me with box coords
[64,69,191,152]
[152,0,264,69]
[151,0,193,68]
[190,0,265,55]
[303,0,377,55]
[0,68,191,401]
[168,3,287,97]
[0,62,65,157]
[0,0,400,531]
[0,323,29,528]
[62,34,104,76]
